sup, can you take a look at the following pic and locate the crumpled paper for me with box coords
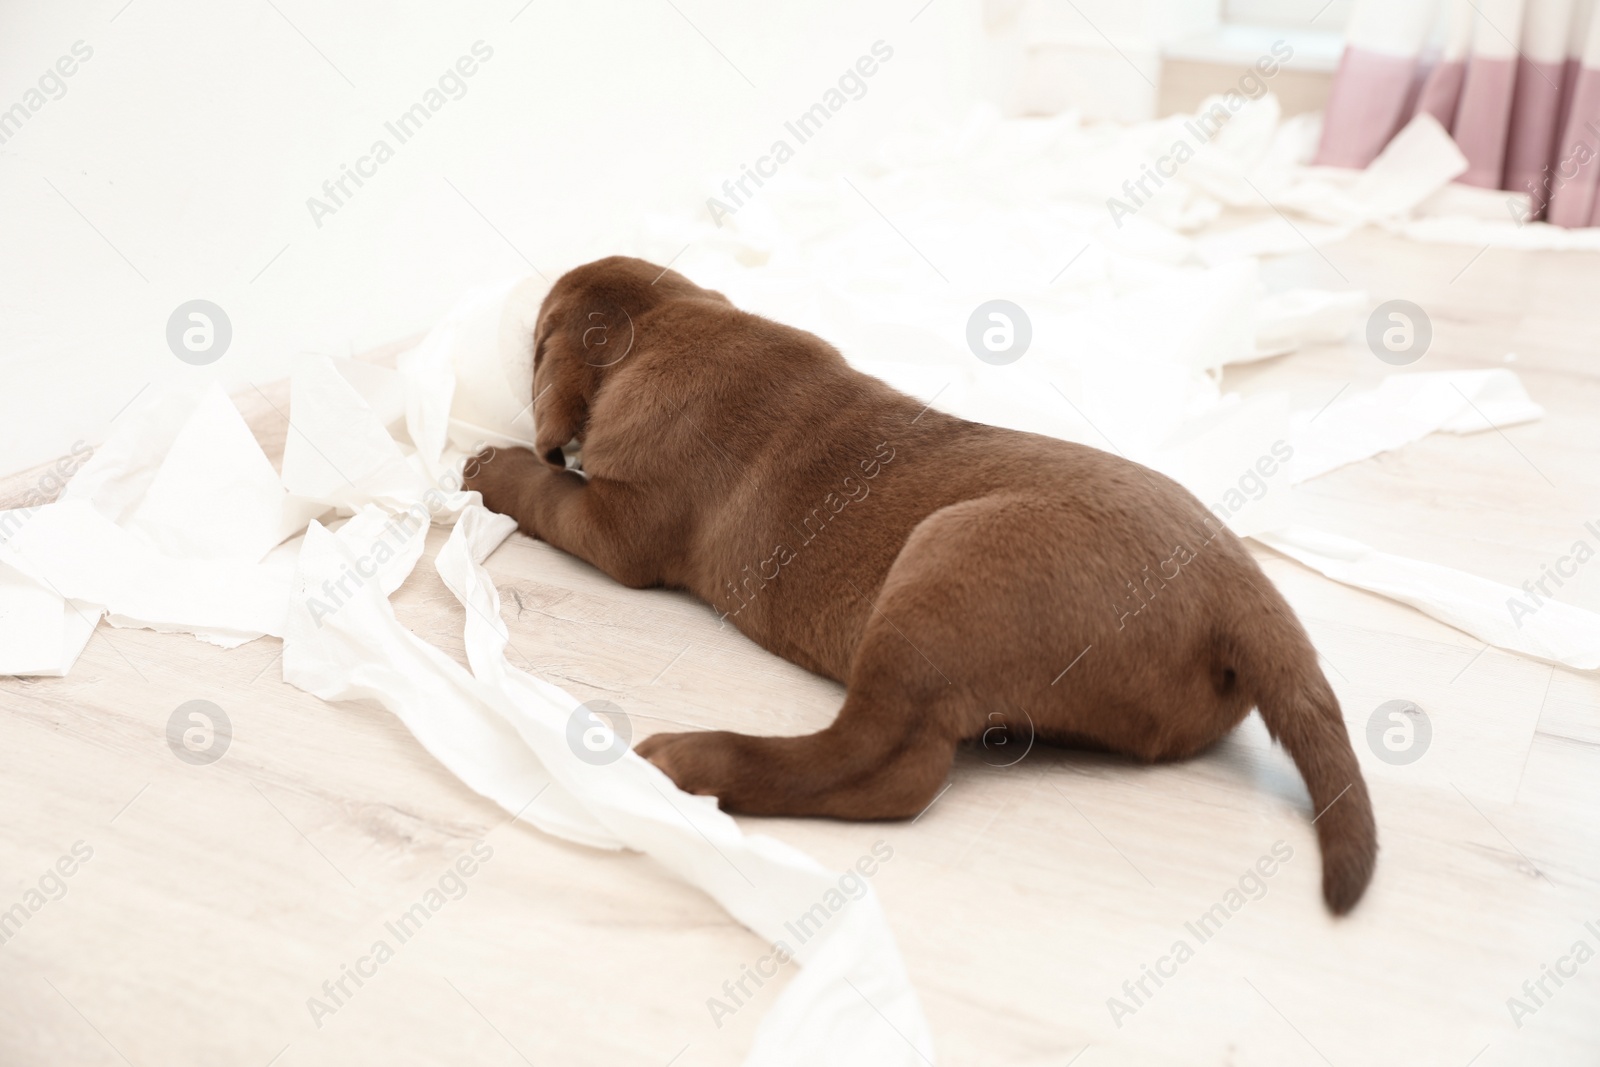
[1276,114,1470,226]
[0,310,935,1065]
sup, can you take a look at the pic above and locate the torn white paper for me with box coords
[0,498,291,645]
[0,318,936,1064]
[1290,369,1544,483]
[1257,525,1600,670]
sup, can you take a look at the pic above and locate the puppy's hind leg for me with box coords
[637,609,962,819]
[636,690,955,820]
[639,499,1020,818]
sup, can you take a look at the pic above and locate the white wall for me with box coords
[0,0,979,477]
[985,0,1220,120]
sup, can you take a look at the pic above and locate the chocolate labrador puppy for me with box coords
[465,256,1377,914]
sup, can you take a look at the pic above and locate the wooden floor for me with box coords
[2,226,1598,1066]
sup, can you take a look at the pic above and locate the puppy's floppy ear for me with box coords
[532,332,590,469]
[529,274,640,469]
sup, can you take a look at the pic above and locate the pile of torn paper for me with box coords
[0,307,935,1066]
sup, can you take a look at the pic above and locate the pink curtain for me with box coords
[1317,0,1600,226]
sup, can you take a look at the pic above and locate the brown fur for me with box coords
[464,256,1378,914]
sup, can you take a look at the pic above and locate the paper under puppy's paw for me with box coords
[636,730,740,801]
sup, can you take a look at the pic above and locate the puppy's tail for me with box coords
[1228,623,1377,915]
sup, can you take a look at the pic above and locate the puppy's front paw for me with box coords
[462,446,529,524]
[461,445,498,495]
[636,730,741,803]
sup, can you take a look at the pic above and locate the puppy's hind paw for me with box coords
[635,730,739,802]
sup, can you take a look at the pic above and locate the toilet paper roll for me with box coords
[423,274,549,454]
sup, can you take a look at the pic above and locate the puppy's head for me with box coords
[530,256,724,468]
